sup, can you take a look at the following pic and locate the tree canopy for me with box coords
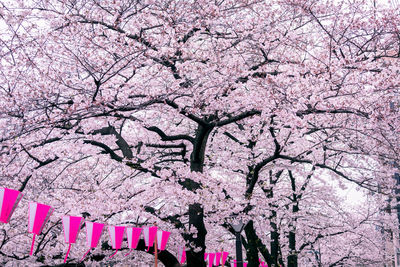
[0,0,399,266]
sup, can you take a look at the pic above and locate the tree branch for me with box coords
[215,110,261,126]
[145,126,194,143]
[91,125,133,158]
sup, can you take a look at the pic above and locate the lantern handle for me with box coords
[29,233,36,256]
[109,249,118,258]
[125,248,133,257]
[64,243,72,263]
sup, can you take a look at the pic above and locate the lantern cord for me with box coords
[30,234,36,256]
[124,249,133,257]
[109,249,118,258]
[80,248,91,262]
[64,243,72,263]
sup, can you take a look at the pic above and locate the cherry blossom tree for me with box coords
[0,0,399,266]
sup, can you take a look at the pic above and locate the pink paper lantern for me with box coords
[108,225,125,258]
[205,252,215,267]
[0,188,23,223]
[81,221,105,261]
[156,230,171,251]
[125,227,142,256]
[62,215,83,263]
[178,246,186,265]
[143,226,157,251]
[222,251,229,265]
[214,252,222,266]
[28,202,54,255]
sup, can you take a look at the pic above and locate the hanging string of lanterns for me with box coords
[0,187,181,264]
[0,187,266,266]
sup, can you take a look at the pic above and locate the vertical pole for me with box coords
[236,232,243,267]
[395,172,400,267]
[154,223,158,267]
[220,248,223,267]
[30,233,36,256]
[389,87,400,266]
[154,237,158,267]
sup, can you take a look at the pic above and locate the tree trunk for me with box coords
[186,123,213,267]
[288,171,300,267]
[186,203,207,267]
[268,172,281,267]
[244,220,261,267]
[270,217,280,267]
[287,231,297,267]
[287,203,299,267]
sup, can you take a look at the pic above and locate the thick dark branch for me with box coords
[152,56,182,79]
[236,70,282,83]
[215,110,261,126]
[146,126,194,143]
[146,143,186,149]
[246,124,281,198]
[109,98,163,112]
[244,220,274,266]
[21,145,44,164]
[296,107,369,119]
[83,140,159,176]
[245,155,278,198]
[269,126,281,156]
[164,100,207,125]
[91,125,133,158]
[179,28,201,43]
[177,178,202,192]
[297,167,315,200]
[92,79,101,102]
[83,140,123,161]
[19,175,32,192]
[34,156,59,170]
[32,137,62,148]
[125,161,158,175]
[223,131,244,145]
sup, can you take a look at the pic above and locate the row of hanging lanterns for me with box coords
[205,252,229,266]
[31,205,174,263]
[0,187,186,264]
[1,187,268,266]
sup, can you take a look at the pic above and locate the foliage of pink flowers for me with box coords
[0,0,399,266]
